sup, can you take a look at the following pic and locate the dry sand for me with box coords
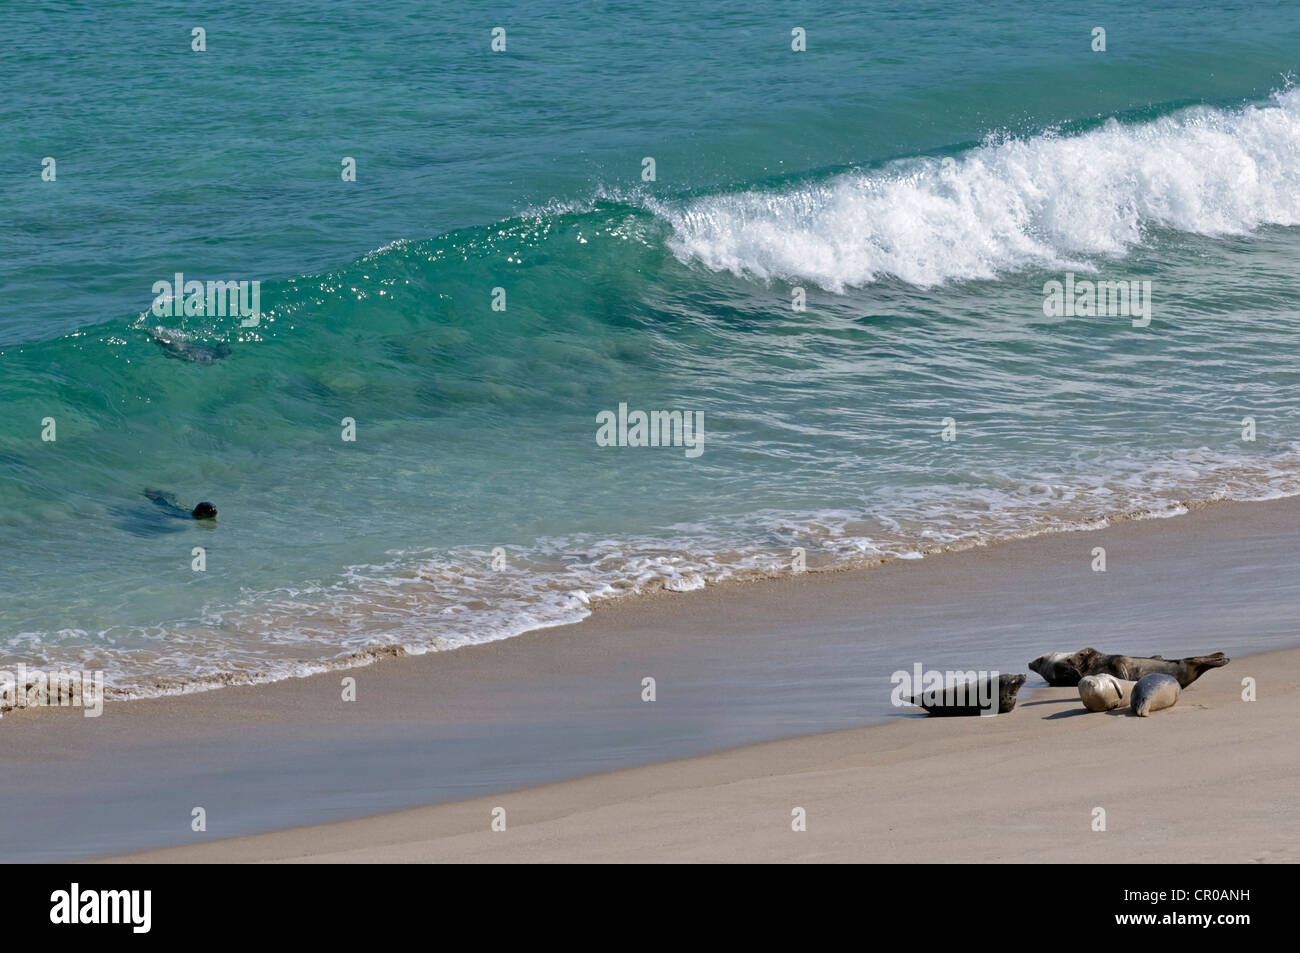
[108,646,1297,863]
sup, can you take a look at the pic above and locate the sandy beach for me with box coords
[3,496,1299,862]
[114,646,1300,864]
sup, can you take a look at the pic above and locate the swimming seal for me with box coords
[1077,674,1130,712]
[1130,673,1180,716]
[152,327,231,365]
[906,673,1027,717]
[1029,648,1228,688]
[145,489,217,521]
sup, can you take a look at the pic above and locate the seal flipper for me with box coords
[143,488,193,518]
[1181,653,1230,686]
[144,487,180,509]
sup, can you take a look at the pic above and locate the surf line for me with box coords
[0,664,104,718]
[595,403,705,458]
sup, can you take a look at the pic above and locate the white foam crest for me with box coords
[659,90,1300,291]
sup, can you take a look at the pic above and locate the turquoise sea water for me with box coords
[2,1,1300,694]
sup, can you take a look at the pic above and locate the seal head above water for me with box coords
[145,489,218,521]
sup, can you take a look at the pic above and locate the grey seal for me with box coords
[905,673,1027,717]
[1027,651,1082,686]
[1130,673,1180,716]
[1029,648,1228,688]
[152,326,231,364]
[1077,674,1130,711]
[144,489,217,521]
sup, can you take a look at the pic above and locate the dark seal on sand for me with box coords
[1030,648,1228,688]
[906,672,1027,717]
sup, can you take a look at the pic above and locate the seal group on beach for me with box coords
[903,646,1224,721]
[1029,648,1229,688]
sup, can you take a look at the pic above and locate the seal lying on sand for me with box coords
[1130,673,1180,716]
[1027,651,1083,686]
[144,489,218,521]
[152,326,231,364]
[906,673,1026,717]
[1077,674,1130,712]
[1030,648,1228,688]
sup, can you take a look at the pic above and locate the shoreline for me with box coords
[10,490,1295,709]
[2,493,1299,861]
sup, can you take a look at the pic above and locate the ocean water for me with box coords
[2,1,1300,696]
